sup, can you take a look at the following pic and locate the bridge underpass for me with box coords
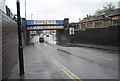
[2,1,119,80]
[2,16,118,80]
[8,21,118,79]
[25,18,69,45]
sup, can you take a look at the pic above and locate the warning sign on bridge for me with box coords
[34,20,56,24]
[26,20,64,25]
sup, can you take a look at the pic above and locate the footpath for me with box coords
[8,44,67,79]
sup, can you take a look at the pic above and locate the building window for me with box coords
[95,22,102,28]
[87,23,93,28]
[119,19,120,25]
[81,23,86,28]
[113,20,119,25]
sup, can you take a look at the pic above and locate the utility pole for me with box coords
[16,0,24,75]
[25,0,26,19]
[24,0,28,46]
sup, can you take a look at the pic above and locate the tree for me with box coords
[69,22,78,26]
[95,9,104,16]
[83,14,95,20]
[95,3,116,16]
[103,3,116,12]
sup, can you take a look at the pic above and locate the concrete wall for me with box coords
[2,11,18,79]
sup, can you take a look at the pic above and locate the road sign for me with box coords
[69,27,74,35]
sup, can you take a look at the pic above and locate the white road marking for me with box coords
[95,55,113,61]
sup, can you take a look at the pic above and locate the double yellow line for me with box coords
[36,44,83,81]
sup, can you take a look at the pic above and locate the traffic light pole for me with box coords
[17,0,24,75]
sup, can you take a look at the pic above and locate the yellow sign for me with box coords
[34,20,56,24]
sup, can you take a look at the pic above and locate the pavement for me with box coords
[8,35,69,79]
[8,44,68,79]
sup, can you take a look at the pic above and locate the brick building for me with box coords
[79,8,120,29]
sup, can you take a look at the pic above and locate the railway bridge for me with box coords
[23,18,69,45]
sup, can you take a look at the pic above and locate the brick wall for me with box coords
[2,11,18,79]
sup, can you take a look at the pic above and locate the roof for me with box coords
[80,8,120,23]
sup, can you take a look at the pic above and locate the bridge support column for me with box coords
[56,29,64,45]
[64,18,69,28]
[26,30,30,45]
[56,29,70,45]
[56,30,60,45]
[56,18,69,45]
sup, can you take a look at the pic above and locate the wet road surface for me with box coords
[8,36,118,79]
[31,36,118,79]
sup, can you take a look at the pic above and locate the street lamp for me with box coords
[16,0,24,75]
[24,0,29,45]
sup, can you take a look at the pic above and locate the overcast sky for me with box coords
[5,0,119,22]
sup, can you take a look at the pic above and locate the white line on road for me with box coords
[35,44,82,81]
[61,47,113,61]
[94,55,113,61]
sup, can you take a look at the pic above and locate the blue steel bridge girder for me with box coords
[26,26,64,31]
[25,19,69,45]
[25,18,69,31]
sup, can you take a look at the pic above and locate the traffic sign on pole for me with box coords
[69,27,74,35]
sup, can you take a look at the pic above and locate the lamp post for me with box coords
[24,0,29,46]
[16,0,24,75]
[31,14,33,20]
[25,0,26,19]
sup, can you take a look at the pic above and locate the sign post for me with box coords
[69,27,74,35]
[69,27,74,43]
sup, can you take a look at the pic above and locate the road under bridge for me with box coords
[23,18,69,45]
